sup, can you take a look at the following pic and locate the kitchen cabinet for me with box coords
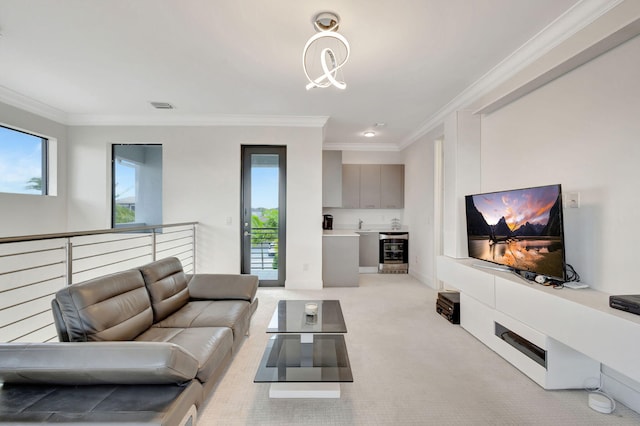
[323,235,359,287]
[322,151,342,207]
[359,165,381,209]
[380,165,404,208]
[341,164,404,209]
[341,164,360,209]
[357,231,379,268]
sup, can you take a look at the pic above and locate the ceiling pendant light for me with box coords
[302,12,350,90]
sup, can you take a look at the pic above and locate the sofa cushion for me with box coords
[0,342,198,385]
[153,300,251,340]
[187,273,258,301]
[135,326,233,384]
[54,269,154,341]
[139,257,190,322]
[0,381,201,425]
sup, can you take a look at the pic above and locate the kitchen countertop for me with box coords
[323,230,360,237]
[323,227,408,236]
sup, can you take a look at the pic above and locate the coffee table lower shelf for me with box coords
[254,334,353,399]
[269,382,341,399]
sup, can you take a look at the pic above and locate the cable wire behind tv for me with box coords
[565,263,580,282]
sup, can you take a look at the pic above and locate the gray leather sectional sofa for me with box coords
[0,257,258,424]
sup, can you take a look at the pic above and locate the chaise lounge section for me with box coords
[0,257,258,424]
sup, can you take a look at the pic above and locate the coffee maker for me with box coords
[322,214,333,230]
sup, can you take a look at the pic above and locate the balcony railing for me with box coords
[250,227,278,275]
[0,222,197,343]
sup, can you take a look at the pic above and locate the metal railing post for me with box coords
[65,238,73,285]
[151,228,157,262]
[192,224,197,274]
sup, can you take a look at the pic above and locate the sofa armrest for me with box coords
[187,274,258,302]
[0,342,198,385]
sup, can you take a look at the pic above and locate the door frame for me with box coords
[240,145,286,286]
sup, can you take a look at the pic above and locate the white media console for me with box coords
[437,256,640,389]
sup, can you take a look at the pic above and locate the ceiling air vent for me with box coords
[150,102,174,109]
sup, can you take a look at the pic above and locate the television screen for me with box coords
[465,184,566,281]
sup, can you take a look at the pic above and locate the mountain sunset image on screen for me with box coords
[465,184,566,280]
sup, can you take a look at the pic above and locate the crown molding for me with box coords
[0,85,69,123]
[66,113,329,127]
[397,0,624,151]
[0,85,329,128]
[323,142,400,152]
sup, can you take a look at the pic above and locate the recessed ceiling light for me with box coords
[363,131,376,138]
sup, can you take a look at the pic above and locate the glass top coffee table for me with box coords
[254,300,353,398]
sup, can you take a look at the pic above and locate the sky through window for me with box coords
[0,126,45,195]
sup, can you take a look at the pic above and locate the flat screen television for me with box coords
[465,184,566,282]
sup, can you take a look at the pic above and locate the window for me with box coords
[0,125,48,195]
[112,144,162,227]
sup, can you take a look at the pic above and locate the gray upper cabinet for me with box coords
[380,164,404,208]
[341,164,360,208]
[341,164,404,209]
[359,165,381,209]
[322,151,343,207]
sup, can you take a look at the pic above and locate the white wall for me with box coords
[402,129,440,288]
[481,35,640,294]
[322,208,404,230]
[66,125,324,288]
[0,103,67,237]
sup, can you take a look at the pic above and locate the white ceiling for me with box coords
[0,0,597,149]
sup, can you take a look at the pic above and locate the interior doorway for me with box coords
[241,146,286,286]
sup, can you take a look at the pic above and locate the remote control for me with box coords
[564,282,589,289]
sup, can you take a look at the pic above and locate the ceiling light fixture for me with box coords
[302,12,350,90]
[363,131,376,138]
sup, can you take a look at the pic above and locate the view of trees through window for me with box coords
[251,207,279,269]
[114,160,136,224]
[0,125,47,195]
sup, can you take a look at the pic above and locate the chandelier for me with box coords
[302,12,351,90]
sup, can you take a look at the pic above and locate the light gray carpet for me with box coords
[198,273,640,425]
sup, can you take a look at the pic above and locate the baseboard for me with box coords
[285,280,324,289]
[602,365,640,414]
[409,269,435,289]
